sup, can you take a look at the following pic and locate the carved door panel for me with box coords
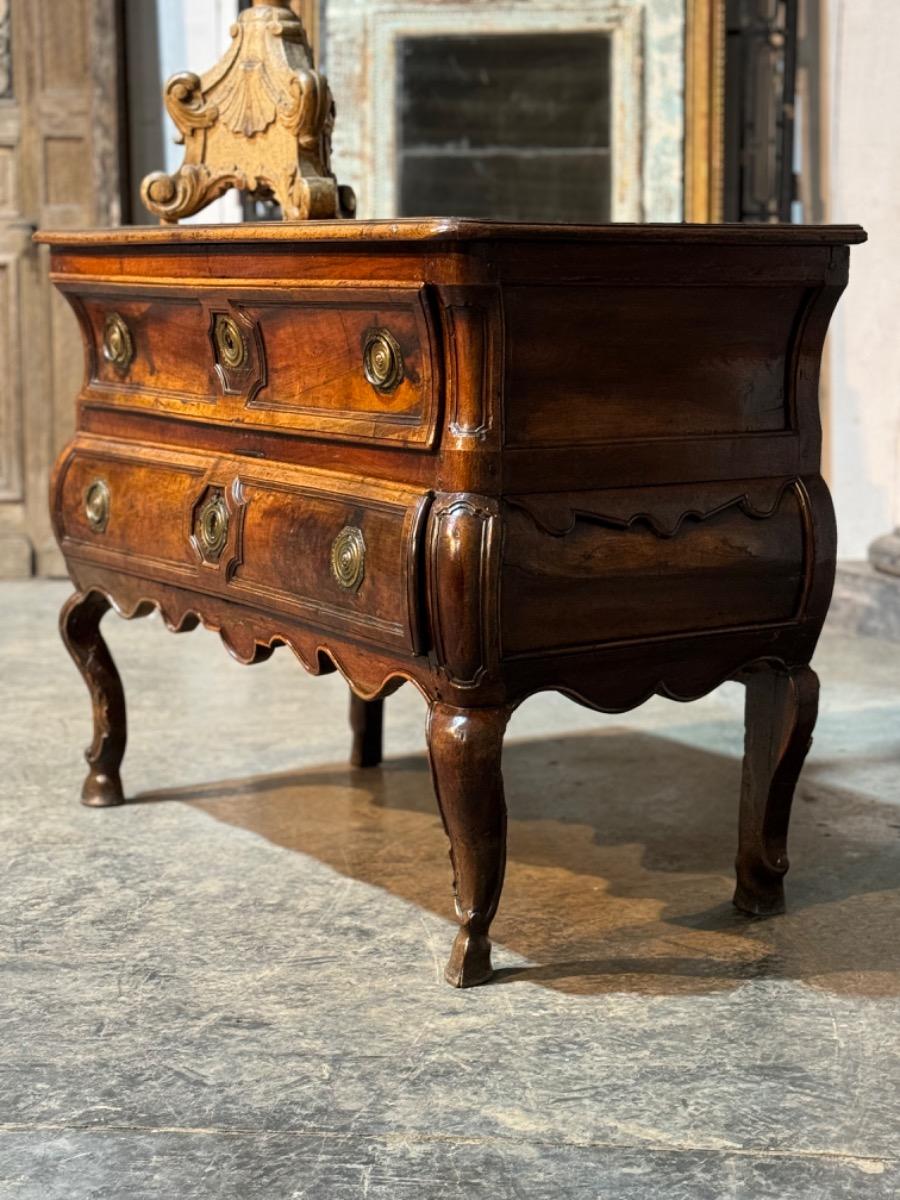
[0,0,27,574]
[0,0,122,576]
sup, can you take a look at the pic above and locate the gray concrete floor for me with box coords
[2,580,900,1198]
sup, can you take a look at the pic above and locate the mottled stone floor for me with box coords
[2,581,900,1198]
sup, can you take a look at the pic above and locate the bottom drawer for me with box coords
[501,479,812,656]
[53,437,430,654]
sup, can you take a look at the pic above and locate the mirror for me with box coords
[328,0,693,222]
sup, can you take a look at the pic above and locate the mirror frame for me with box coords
[684,0,726,222]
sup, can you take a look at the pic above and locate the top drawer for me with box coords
[70,285,440,449]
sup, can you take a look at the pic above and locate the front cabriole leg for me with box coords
[60,590,128,808]
[426,703,510,987]
[734,663,820,915]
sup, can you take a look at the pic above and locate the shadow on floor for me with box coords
[133,728,900,999]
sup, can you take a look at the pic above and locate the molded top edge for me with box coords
[35,218,868,249]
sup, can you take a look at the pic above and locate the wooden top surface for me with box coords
[36,218,868,249]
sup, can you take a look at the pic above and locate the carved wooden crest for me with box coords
[140,0,355,224]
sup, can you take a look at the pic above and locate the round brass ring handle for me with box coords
[331,526,366,591]
[363,329,403,393]
[214,314,247,370]
[102,313,134,371]
[84,479,110,533]
[196,492,229,561]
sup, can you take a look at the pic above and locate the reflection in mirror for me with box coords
[723,0,798,223]
[397,32,612,223]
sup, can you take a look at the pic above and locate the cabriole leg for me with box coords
[734,663,819,915]
[349,693,383,768]
[426,703,509,988]
[60,591,127,808]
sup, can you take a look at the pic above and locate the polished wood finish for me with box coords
[39,217,865,987]
[73,286,438,447]
[60,590,131,808]
[735,663,820,915]
[427,703,510,988]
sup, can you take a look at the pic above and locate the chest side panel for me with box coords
[500,480,815,657]
[503,283,809,445]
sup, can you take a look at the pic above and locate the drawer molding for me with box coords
[188,478,248,580]
[54,436,431,656]
[228,470,430,653]
[67,283,441,450]
[71,293,219,406]
[210,305,267,402]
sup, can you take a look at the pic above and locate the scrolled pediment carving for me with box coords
[140,0,354,225]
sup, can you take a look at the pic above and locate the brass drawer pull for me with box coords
[84,479,110,533]
[196,491,229,561]
[214,314,247,370]
[102,313,134,371]
[331,526,365,591]
[363,329,403,393]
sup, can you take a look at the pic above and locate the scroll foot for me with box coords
[426,703,509,987]
[60,591,128,808]
[734,664,819,915]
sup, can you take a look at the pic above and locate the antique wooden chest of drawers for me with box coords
[40,217,865,987]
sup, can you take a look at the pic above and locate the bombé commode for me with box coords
[39,0,865,988]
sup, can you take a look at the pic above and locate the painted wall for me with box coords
[826,0,900,559]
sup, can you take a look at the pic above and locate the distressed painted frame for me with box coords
[327,0,687,223]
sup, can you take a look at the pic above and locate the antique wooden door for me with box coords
[0,0,122,576]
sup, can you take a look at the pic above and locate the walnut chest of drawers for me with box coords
[40,218,865,987]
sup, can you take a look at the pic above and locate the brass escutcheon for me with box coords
[196,492,229,560]
[214,314,248,370]
[330,526,366,591]
[84,479,110,533]
[102,313,134,371]
[363,329,403,393]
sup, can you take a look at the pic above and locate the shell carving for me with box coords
[217,64,282,138]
